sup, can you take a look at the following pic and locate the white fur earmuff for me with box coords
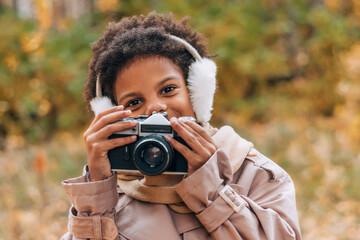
[187,58,216,122]
[90,75,115,116]
[91,35,217,122]
[90,96,114,117]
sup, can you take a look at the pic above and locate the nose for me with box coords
[145,98,167,116]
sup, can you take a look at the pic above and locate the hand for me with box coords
[166,117,218,175]
[83,106,137,181]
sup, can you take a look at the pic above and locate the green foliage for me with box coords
[0,11,106,143]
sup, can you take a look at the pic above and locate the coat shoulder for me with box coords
[244,148,287,182]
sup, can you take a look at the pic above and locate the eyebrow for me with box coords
[117,76,181,104]
[156,76,181,88]
[118,92,142,104]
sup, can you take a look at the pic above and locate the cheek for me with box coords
[182,97,195,115]
[182,90,195,114]
[168,93,195,118]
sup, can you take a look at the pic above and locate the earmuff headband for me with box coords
[169,35,202,61]
[96,75,103,97]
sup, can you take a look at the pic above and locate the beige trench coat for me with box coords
[61,146,301,240]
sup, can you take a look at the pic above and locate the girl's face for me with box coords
[114,56,196,120]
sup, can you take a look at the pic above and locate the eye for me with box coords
[161,85,176,94]
[125,98,142,108]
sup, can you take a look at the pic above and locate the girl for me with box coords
[61,12,301,240]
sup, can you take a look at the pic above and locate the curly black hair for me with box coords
[83,11,210,108]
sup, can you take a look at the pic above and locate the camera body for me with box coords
[108,112,195,176]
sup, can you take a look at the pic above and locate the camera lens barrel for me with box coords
[133,134,173,176]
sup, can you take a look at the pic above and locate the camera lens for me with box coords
[143,145,163,167]
[133,134,173,175]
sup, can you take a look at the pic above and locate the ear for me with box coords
[187,58,217,122]
[90,96,115,116]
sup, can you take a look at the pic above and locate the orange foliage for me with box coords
[3,53,18,72]
[354,0,360,18]
[34,0,52,30]
[96,0,119,12]
[33,149,47,174]
[19,31,44,53]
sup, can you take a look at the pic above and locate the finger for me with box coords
[172,118,217,156]
[170,118,204,151]
[178,119,201,138]
[87,135,137,155]
[90,105,123,127]
[180,121,217,154]
[96,120,138,139]
[178,120,213,149]
[103,135,137,151]
[89,109,133,134]
[165,135,196,161]
[85,120,137,146]
[180,119,217,146]
[180,120,217,154]
[165,136,209,176]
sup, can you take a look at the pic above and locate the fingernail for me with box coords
[165,135,171,141]
[179,118,185,124]
[117,105,123,110]
[130,135,137,140]
[170,117,178,125]
[125,110,132,114]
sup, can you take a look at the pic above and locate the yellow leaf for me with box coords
[96,0,118,12]
[20,32,44,53]
[34,0,52,30]
[3,53,18,72]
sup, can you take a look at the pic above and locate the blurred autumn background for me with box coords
[0,0,359,239]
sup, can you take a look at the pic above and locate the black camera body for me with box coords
[108,112,195,176]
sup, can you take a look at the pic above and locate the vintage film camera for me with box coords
[108,112,195,176]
